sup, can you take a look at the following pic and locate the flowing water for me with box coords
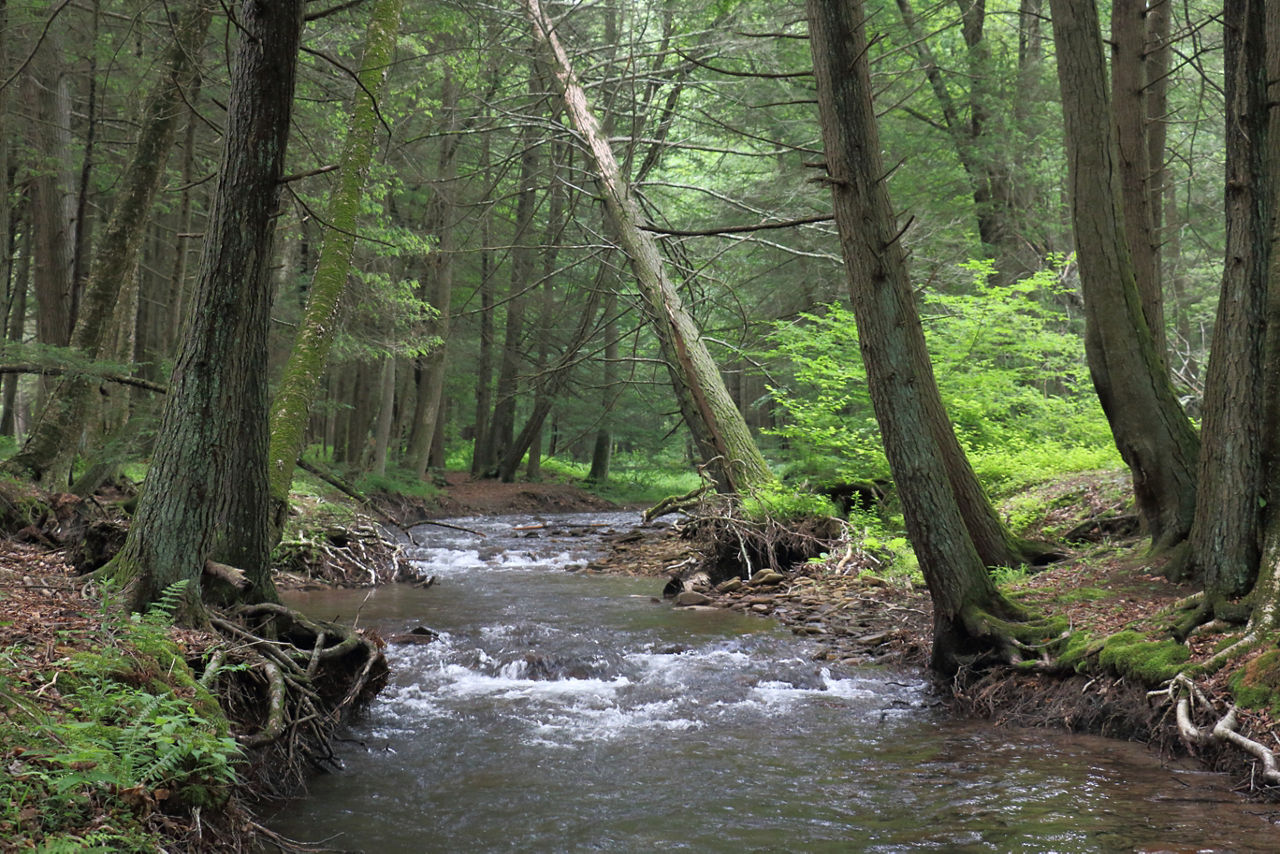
[270,512,1279,852]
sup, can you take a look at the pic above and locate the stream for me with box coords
[270,511,1279,852]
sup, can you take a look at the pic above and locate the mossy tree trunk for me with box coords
[1048,0,1200,553]
[3,0,215,489]
[266,0,404,541]
[522,0,772,494]
[807,0,1034,672]
[100,0,305,619]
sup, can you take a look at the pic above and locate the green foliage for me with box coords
[846,508,919,582]
[353,468,441,501]
[763,261,1119,492]
[539,454,704,506]
[739,483,838,522]
[0,584,239,848]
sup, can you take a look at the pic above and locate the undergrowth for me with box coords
[0,581,238,850]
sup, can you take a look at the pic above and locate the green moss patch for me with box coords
[1228,649,1280,712]
[1095,630,1190,685]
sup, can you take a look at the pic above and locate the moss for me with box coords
[1095,630,1190,685]
[1057,586,1108,603]
[1056,631,1098,673]
[1228,649,1280,712]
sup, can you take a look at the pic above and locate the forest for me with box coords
[2,0,1280,849]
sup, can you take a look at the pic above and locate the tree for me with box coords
[1179,0,1270,615]
[522,0,772,494]
[101,0,305,618]
[266,0,405,539]
[1048,0,1200,553]
[806,0,1048,672]
[3,0,215,488]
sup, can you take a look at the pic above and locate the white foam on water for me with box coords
[435,663,632,704]
[521,698,705,747]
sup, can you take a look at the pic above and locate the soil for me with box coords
[385,471,619,520]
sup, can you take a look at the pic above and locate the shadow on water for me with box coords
[270,512,1280,852]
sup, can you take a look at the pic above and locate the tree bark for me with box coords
[406,67,458,480]
[100,0,305,618]
[22,31,75,352]
[1048,0,1200,552]
[266,0,404,538]
[3,0,215,487]
[1183,0,1270,608]
[1111,0,1165,366]
[522,0,772,494]
[806,0,1027,672]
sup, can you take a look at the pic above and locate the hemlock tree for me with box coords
[1180,0,1270,619]
[522,0,772,494]
[806,0,1052,672]
[101,0,305,617]
[3,0,215,488]
[267,0,405,541]
[1048,0,1200,553]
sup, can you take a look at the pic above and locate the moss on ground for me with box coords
[1229,649,1280,714]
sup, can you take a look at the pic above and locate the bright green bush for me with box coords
[763,259,1118,493]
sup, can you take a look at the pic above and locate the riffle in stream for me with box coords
[271,512,1278,852]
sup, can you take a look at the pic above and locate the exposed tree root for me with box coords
[273,515,411,586]
[669,493,844,584]
[200,602,388,798]
[1153,674,1280,787]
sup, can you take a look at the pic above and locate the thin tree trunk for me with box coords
[266,0,404,536]
[587,290,619,483]
[22,32,75,351]
[406,68,459,479]
[469,95,497,477]
[1111,0,1165,366]
[101,0,304,618]
[522,0,772,493]
[370,357,396,477]
[1049,0,1199,552]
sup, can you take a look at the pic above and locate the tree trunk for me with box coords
[522,0,772,494]
[266,0,404,537]
[587,290,619,483]
[370,357,397,477]
[1111,0,1165,366]
[486,68,543,472]
[470,113,496,477]
[100,0,304,618]
[1183,0,1270,609]
[406,68,459,480]
[806,0,1028,673]
[22,31,75,352]
[1048,0,1200,552]
[3,0,215,487]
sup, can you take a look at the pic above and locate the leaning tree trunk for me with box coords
[807,0,1032,672]
[1049,0,1200,553]
[3,0,214,488]
[266,0,404,540]
[522,0,772,494]
[1183,0,1270,612]
[100,0,305,619]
